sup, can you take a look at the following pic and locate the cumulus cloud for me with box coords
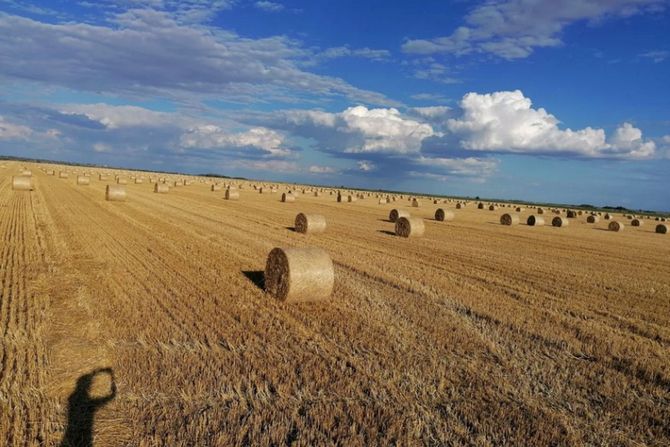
[445,90,655,159]
[180,126,291,156]
[254,1,284,12]
[0,115,33,140]
[357,161,376,172]
[60,104,180,129]
[308,165,338,174]
[416,156,499,177]
[312,46,391,63]
[402,0,665,59]
[0,10,393,106]
[639,50,669,63]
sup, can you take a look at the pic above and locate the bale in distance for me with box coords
[46,170,55,176]
[389,208,410,223]
[21,170,32,177]
[478,202,484,209]
[656,224,668,234]
[264,247,334,303]
[456,202,464,209]
[489,204,498,211]
[211,184,222,192]
[586,215,600,223]
[411,198,421,207]
[59,171,69,179]
[281,192,296,203]
[567,210,577,218]
[527,215,545,226]
[604,213,612,220]
[154,183,169,193]
[552,216,569,227]
[314,191,320,197]
[631,219,643,227]
[537,208,544,214]
[294,213,326,234]
[500,213,520,226]
[515,207,524,212]
[225,188,239,200]
[608,221,624,232]
[434,208,455,222]
[395,216,425,237]
[347,195,356,202]
[76,176,90,186]
[12,175,33,191]
[106,185,127,202]
[117,178,128,185]
[135,178,144,184]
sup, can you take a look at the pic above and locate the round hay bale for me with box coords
[21,170,32,177]
[567,210,577,218]
[488,204,498,211]
[76,176,90,186]
[604,213,612,220]
[656,224,668,234]
[59,171,69,179]
[608,221,624,232]
[631,219,643,227]
[411,198,421,207]
[586,215,600,223]
[389,209,410,222]
[500,213,520,225]
[456,202,464,209]
[537,208,544,214]
[281,192,296,203]
[552,216,569,227]
[154,183,169,193]
[264,247,334,303]
[211,184,222,191]
[295,213,326,234]
[477,202,484,209]
[434,208,454,221]
[395,217,425,237]
[527,215,545,226]
[117,178,128,185]
[106,185,127,202]
[515,207,524,212]
[12,175,33,191]
[347,195,356,202]
[46,170,55,176]
[135,178,144,184]
[225,189,239,200]
[378,198,387,204]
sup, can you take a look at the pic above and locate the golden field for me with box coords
[1,161,669,446]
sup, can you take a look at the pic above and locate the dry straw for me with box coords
[154,183,169,193]
[456,202,464,209]
[608,221,624,232]
[527,215,545,226]
[211,184,222,191]
[537,208,544,214]
[106,185,127,201]
[294,213,327,234]
[76,176,90,186]
[135,178,144,184]
[21,170,32,177]
[12,176,33,191]
[631,219,643,227]
[264,247,334,303]
[59,171,69,179]
[604,213,612,220]
[347,195,356,202]
[395,216,425,237]
[567,210,577,218]
[412,198,420,207]
[515,207,524,212]
[225,188,239,200]
[489,204,498,211]
[434,208,455,221]
[389,208,410,222]
[478,202,484,209]
[117,177,128,185]
[587,215,600,223]
[500,213,520,225]
[282,192,296,203]
[656,224,668,234]
[552,216,569,227]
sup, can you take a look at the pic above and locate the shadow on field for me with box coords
[285,226,296,232]
[377,218,391,223]
[243,270,265,290]
[377,230,396,236]
[60,368,116,447]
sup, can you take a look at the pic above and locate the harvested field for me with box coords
[1,162,670,446]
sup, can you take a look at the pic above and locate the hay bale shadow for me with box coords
[242,270,265,290]
[377,230,396,236]
[285,226,296,232]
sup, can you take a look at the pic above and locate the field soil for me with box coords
[1,163,669,446]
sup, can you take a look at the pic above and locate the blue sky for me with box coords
[0,0,668,210]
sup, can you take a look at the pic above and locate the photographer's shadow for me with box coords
[60,368,117,447]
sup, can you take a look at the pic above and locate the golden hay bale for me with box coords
[488,204,498,211]
[225,188,239,200]
[604,213,612,220]
[389,208,410,222]
[59,171,69,179]
[211,184,222,191]
[264,247,334,303]
[456,202,464,209]
[435,208,454,221]
[631,219,643,227]
[586,215,599,223]
[500,213,520,225]
[347,195,356,202]
[135,178,144,184]
[515,207,524,212]
[154,183,169,193]
[173,180,181,187]
[117,177,128,185]
[76,176,90,186]
[527,215,545,226]
[412,198,420,207]
[106,185,127,201]
[552,216,569,227]
[295,213,326,234]
[566,210,577,218]
[281,192,296,203]
[46,170,55,176]
[99,174,108,181]
[314,191,320,197]
[378,198,387,204]
[537,208,544,214]
[478,202,484,209]
[395,217,425,237]
[12,175,33,191]
[21,170,32,177]
[656,224,668,234]
[608,221,624,232]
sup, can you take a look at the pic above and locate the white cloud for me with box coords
[233,160,299,172]
[402,0,665,59]
[416,156,498,177]
[410,106,451,119]
[308,165,338,174]
[357,160,376,172]
[180,125,291,156]
[60,103,178,129]
[93,142,112,153]
[640,50,669,63]
[0,116,33,139]
[254,1,284,12]
[446,90,655,159]
[313,46,391,62]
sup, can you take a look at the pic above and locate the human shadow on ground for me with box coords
[242,270,265,291]
[60,368,116,447]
